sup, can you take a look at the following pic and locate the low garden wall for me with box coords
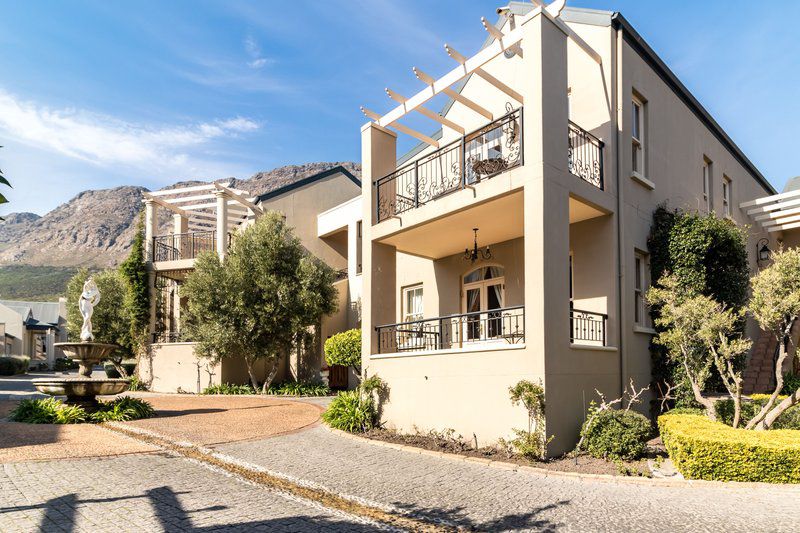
[658,413,800,483]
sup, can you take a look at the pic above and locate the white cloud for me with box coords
[0,89,260,177]
[244,35,273,70]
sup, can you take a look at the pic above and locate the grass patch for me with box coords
[0,265,79,301]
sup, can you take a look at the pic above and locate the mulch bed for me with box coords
[362,428,666,477]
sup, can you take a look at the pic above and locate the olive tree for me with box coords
[747,247,800,430]
[182,212,338,391]
[647,275,751,425]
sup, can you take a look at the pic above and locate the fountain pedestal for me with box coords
[33,341,130,411]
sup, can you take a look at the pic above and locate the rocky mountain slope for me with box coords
[0,161,360,268]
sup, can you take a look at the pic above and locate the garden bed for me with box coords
[361,428,665,477]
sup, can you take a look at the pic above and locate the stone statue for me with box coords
[79,278,101,342]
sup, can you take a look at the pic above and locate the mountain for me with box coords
[0,161,361,270]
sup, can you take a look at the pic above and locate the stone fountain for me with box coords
[33,278,130,410]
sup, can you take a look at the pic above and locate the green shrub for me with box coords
[507,380,549,460]
[658,413,800,483]
[201,383,256,395]
[54,357,79,371]
[580,409,652,460]
[268,380,331,396]
[0,356,30,376]
[11,398,86,424]
[322,390,374,432]
[103,362,137,379]
[127,375,146,392]
[324,329,361,368]
[715,394,800,430]
[90,396,155,422]
[782,373,800,395]
[322,374,386,433]
[11,396,154,424]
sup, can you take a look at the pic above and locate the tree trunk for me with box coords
[746,323,793,429]
[261,359,279,394]
[732,388,742,429]
[245,356,259,391]
[109,358,129,379]
[683,360,717,420]
[759,388,800,429]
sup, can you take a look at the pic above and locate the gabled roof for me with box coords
[256,166,361,203]
[0,300,63,330]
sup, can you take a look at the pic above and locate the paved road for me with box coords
[0,452,379,532]
[217,425,800,532]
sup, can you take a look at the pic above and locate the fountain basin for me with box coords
[32,378,130,410]
[54,342,119,377]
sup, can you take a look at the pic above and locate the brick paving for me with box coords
[0,452,379,532]
[216,426,800,532]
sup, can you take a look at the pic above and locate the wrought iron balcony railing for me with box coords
[374,107,523,223]
[153,231,224,262]
[568,122,604,189]
[570,308,607,345]
[375,305,524,354]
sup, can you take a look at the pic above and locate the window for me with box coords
[722,176,731,217]
[702,159,712,211]
[634,252,650,328]
[356,221,363,274]
[402,285,423,323]
[632,94,645,175]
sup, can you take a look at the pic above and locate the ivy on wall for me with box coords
[647,204,750,406]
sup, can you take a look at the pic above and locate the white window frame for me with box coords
[702,159,712,211]
[634,251,650,328]
[722,176,731,217]
[632,94,645,176]
[402,284,423,323]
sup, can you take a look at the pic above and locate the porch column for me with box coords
[346,219,361,327]
[173,213,188,258]
[215,191,228,260]
[361,122,397,362]
[144,199,157,263]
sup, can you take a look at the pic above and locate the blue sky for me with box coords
[0,0,798,216]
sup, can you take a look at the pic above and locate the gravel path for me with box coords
[215,425,800,532]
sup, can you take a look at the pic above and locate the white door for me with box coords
[461,266,505,345]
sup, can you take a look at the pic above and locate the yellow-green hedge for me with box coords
[658,413,800,483]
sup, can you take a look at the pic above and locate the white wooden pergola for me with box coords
[360,0,599,147]
[143,181,263,261]
[740,189,800,233]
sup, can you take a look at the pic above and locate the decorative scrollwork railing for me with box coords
[375,305,525,354]
[153,231,221,262]
[570,308,607,345]
[374,107,523,223]
[568,122,604,189]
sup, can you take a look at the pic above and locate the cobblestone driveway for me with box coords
[217,426,800,532]
[0,452,378,532]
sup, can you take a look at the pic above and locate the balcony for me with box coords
[568,122,604,189]
[153,231,226,262]
[374,108,523,223]
[375,305,525,354]
[570,308,607,346]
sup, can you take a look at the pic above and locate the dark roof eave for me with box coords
[256,165,361,203]
[611,12,776,196]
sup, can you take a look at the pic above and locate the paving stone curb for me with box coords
[323,425,800,492]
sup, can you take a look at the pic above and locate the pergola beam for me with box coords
[445,43,523,103]
[749,196,800,217]
[385,87,465,134]
[213,182,263,214]
[361,107,439,147]
[148,183,230,197]
[142,192,189,217]
[413,67,493,121]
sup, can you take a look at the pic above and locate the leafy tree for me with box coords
[647,275,751,425]
[0,145,11,220]
[119,214,150,358]
[183,212,338,391]
[746,247,800,429]
[324,329,361,370]
[66,268,133,376]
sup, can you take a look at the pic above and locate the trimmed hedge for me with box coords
[0,356,30,376]
[658,413,800,483]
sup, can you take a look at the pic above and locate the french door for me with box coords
[461,278,505,344]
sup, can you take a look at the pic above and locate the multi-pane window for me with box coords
[702,159,712,211]
[402,285,423,323]
[634,252,650,327]
[632,95,645,175]
[722,177,731,217]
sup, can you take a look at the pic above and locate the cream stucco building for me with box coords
[358,3,776,454]
[0,299,67,367]
[140,166,362,393]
